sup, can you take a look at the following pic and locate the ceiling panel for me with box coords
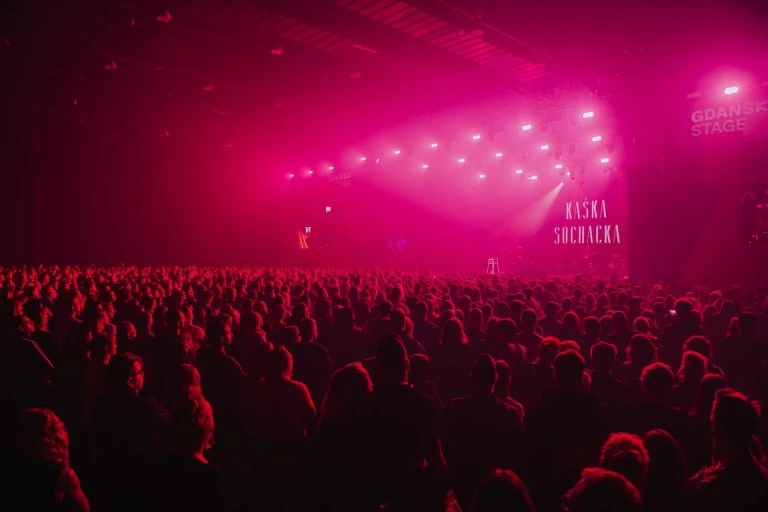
[336,0,553,86]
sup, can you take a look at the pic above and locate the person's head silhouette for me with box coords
[441,318,468,347]
[377,335,409,384]
[537,337,561,366]
[564,467,641,512]
[266,346,293,381]
[470,468,536,512]
[591,342,617,373]
[554,349,585,391]
[711,389,760,462]
[599,433,649,490]
[106,353,145,395]
[641,363,675,402]
[471,354,497,393]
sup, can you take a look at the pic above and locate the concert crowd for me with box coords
[1,265,767,511]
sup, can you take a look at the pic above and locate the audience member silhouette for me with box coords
[526,349,609,511]
[563,467,642,512]
[643,429,688,512]
[469,468,536,512]
[599,432,649,492]
[7,408,90,511]
[153,396,229,511]
[90,353,169,511]
[443,354,524,508]
[369,335,446,510]
[687,389,768,511]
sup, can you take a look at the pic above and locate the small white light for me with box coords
[329,165,334,170]
[591,135,602,142]
[394,149,401,155]
[458,158,466,163]
[515,169,523,175]
[495,152,503,158]
[360,156,366,161]
[375,158,380,163]
[307,170,313,175]
[472,134,481,140]
[431,142,439,148]
[540,144,550,151]
[600,157,610,164]
[422,163,429,169]
[521,124,532,131]
[554,163,563,169]
[582,111,594,119]
[478,173,486,179]
[325,206,331,213]
[724,86,739,95]
[528,175,538,180]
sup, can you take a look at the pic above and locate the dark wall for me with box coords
[627,81,768,286]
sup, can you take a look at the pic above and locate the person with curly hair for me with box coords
[9,408,90,511]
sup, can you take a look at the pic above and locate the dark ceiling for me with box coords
[2,0,767,153]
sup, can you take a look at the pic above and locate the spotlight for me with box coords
[582,111,594,119]
[540,144,550,151]
[472,134,481,140]
[360,156,366,162]
[724,85,739,95]
[600,157,610,164]
[515,169,524,174]
[375,158,380,163]
[521,124,532,131]
[554,163,563,169]
[458,158,466,163]
[528,175,538,180]
[307,170,313,175]
[422,163,429,169]
[325,206,331,213]
[478,173,486,179]
[495,152,503,158]
[329,165,334,171]
[591,135,602,142]
[566,171,571,177]
[288,173,295,179]
[431,142,439,148]
[394,149,401,155]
